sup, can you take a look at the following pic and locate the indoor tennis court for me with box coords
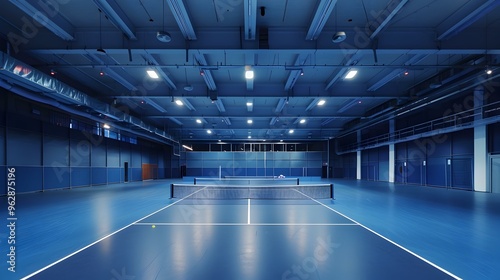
[2,178,499,279]
[2,1,500,279]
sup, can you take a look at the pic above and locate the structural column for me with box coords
[388,119,395,183]
[356,130,361,180]
[474,86,488,192]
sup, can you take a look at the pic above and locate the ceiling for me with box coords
[1,0,500,143]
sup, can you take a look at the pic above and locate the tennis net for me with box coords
[193,177,299,185]
[170,183,334,200]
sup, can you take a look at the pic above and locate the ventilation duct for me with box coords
[0,51,177,145]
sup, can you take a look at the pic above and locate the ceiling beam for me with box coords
[284,53,308,90]
[194,52,217,90]
[306,0,337,40]
[438,0,500,41]
[92,0,137,40]
[85,53,137,91]
[244,0,257,40]
[8,0,74,41]
[17,28,500,51]
[166,0,197,40]
[370,0,410,40]
[367,53,428,91]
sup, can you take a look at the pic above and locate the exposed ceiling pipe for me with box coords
[0,51,177,145]
[0,78,178,145]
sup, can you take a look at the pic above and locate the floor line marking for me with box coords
[134,222,358,226]
[20,186,209,280]
[295,190,462,280]
[247,198,251,224]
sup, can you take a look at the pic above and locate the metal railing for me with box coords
[338,100,500,154]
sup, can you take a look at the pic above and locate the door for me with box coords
[492,156,500,193]
[124,162,129,182]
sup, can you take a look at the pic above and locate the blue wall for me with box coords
[361,146,389,181]
[395,129,474,189]
[0,94,177,195]
[182,151,324,178]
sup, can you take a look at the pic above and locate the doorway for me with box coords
[491,156,500,193]
[124,162,129,182]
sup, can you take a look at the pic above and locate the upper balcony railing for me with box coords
[337,100,500,154]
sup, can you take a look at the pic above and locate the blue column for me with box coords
[474,86,487,192]
[389,119,395,183]
[356,130,361,180]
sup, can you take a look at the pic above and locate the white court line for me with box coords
[293,189,463,280]
[247,198,251,224]
[20,186,209,280]
[134,222,357,226]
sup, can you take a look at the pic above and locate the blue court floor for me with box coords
[1,179,500,279]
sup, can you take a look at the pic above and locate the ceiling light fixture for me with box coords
[103,124,110,129]
[175,99,183,106]
[345,70,358,79]
[317,99,326,106]
[182,144,193,151]
[147,69,159,79]
[247,119,253,124]
[289,129,294,134]
[196,119,202,124]
[245,67,254,79]
[207,129,212,134]
[300,119,306,124]
[486,68,493,75]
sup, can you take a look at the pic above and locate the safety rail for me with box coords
[338,100,500,154]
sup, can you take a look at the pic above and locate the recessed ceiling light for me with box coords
[103,124,110,129]
[300,119,306,124]
[147,70,159,79]
[345,70,358,79]
[196,119,202,124]
[247,119,253,124]
[248,135,252,139]
[175,100,183,106]
[486,68,493,75]
[289,129,294,134]
[246,101,253,106]
[207,129,212,134]
[317,100,326,106]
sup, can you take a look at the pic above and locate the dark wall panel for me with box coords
[489,123,500,153]
[43,135,69,166]
[427,158,446,186]
[0,166,6,195]
[452,129,473,155]
[44,166,70,189]
[131,168,142,181]
[69,137,90,167]
[14,166,42,192]
[0,126,5,165]
[7,128,41,165]
[107,142,120,167]
[107,168,120,183]
[91,143,106,167]
[71,167,91,187]
[92,168,107,185]
[130,145,141,167]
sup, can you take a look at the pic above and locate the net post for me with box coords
[296,178,299,185]
[330,184,334,200]
[170,183,174,199]
[194,178,197,185]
